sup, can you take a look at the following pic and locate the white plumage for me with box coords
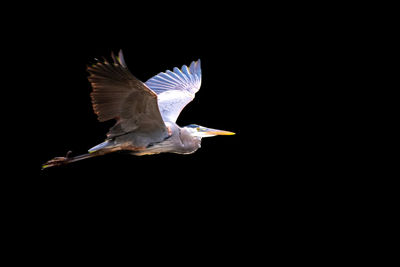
[145,60,202,122]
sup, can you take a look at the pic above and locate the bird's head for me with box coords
[184,124,235,138]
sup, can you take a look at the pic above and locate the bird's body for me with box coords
[42,51,234,169]
[90,122,201,156]
[131,123,202,156]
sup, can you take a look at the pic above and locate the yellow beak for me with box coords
[201,127,236,136]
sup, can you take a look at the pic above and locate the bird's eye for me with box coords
[197,127,200,131]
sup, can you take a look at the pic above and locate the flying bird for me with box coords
[42,51,234,169]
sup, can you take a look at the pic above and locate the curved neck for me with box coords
[179,128,202,154]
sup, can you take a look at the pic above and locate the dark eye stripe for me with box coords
[187,124,199,128]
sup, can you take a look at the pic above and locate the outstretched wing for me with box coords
[145,60,202,123]
[88,50,168,139]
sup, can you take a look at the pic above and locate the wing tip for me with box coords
[111,49,127,67]
[176,59,202,76]
[118,49,127,67]
[87,49,127,71]
[189,59,201,75]
[145,59,202,95]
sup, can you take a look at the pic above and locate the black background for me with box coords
[27,42,303,219]
[29,41,330,236]
[24,31,323,204]
[4,5,353,260]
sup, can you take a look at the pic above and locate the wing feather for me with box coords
[145,60,202,122]
[88,50,167,139]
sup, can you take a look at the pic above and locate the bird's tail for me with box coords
[42,151,99,170]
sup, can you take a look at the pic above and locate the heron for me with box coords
[42,50,235,169]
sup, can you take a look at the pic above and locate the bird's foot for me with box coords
[42,151,73,170]
[65,150,72,158]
